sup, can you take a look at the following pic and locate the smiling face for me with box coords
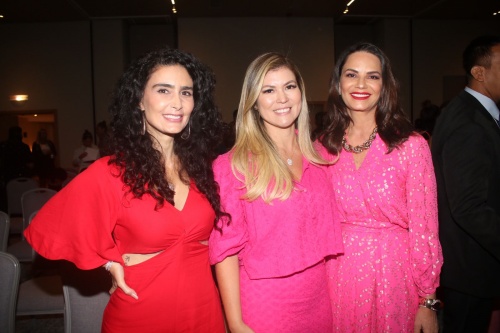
[139,64,194,142]
[339,51,383,116]
[255,66,302,135]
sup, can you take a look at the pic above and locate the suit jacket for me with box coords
[431,90,500,297]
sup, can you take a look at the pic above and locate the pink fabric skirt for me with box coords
[328,224,419,333]
[240,260,332,333]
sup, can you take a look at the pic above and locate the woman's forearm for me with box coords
[215,255,245,330]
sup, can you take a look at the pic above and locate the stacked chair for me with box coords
[2,178,111,332]
[7,188,57,262]
[5,177,38,235]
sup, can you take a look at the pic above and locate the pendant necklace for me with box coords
[342,127,378,153]
[281,143,296,166]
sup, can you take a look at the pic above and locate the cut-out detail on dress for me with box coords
[122,250,164,266]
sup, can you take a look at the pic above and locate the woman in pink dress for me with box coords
[320,42,443,333]
[209,52,343,333]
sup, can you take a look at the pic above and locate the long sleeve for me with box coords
[406,135,443,296]
[24,158,123,269]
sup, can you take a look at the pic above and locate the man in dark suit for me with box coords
[432,35,500,332]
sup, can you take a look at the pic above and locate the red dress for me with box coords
[24,157,225,333]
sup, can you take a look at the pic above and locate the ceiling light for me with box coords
[10,94,29,102]
[343,0,355,15]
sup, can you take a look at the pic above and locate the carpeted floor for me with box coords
[10,237,65,333]
[15,315,64,333]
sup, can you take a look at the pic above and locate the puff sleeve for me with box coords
[24,158,123,269]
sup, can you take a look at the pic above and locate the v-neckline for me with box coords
[172,183,191,212]
[352,150,369,171]
[349,135,376,171]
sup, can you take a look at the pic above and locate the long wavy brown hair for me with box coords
[321,42,414,155]
[108,47,228,222]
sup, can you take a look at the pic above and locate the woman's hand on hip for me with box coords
[107,262,138,300]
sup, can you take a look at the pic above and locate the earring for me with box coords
[180,122,191,140]
[141,111,146,135]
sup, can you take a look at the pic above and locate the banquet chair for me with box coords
[61,261,110,333]
[20,188,57,239]
[8,187,56,262]
[0,211,10,252]
[6,177,38,235]
[0,251,21,333]
[14,210,65,318]
[16,274,65,317]
[7,210,39,262]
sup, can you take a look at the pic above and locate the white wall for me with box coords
[178,17,335,121]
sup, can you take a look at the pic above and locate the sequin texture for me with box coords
[326,134,443,333]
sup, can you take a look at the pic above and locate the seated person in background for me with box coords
[96,120,112,157]
[72,130,99,173]
[414,100,441,145]
[46,167,68,191]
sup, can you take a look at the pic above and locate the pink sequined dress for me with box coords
[327,134,443,333]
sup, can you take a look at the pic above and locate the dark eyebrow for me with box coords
[152,83,193,90]
[344,68,381,75]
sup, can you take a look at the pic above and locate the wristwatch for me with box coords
[418,297,443,312]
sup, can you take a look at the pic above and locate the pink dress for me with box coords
[327,134,443,333]
[209,152,343,333]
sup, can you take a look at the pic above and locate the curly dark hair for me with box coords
[321,42,414,155]
[108,46,227,222]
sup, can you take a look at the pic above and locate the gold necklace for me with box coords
[342,127,378,154]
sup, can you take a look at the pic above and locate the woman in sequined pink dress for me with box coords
[320,42,443,333]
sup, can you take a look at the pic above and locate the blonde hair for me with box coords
[231,52,328,203]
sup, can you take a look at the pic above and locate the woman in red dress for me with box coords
[25,47,227,333]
